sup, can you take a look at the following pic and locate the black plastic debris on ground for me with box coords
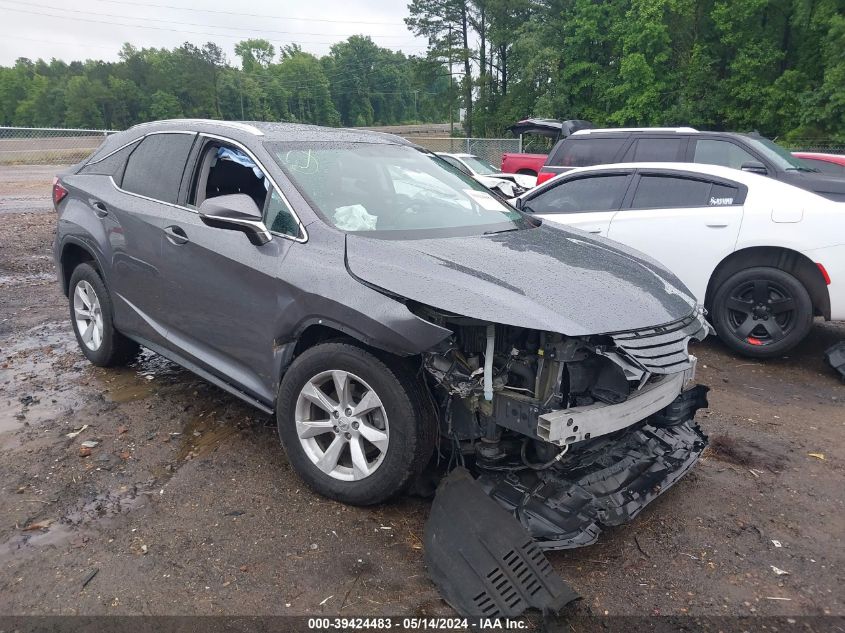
[824,341,845,381]
[477,419,708,550]
[424,468,580,618]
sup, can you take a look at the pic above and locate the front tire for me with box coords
[68,263,140,367]
[711,266,813,358]
[276,342,435,505]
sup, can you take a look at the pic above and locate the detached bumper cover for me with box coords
[478,415,708,550]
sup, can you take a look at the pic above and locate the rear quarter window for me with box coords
[553,137,627,167]
[121,133,196,204]
[78,139,140,182]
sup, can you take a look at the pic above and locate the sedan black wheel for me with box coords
[712,267,813,358]
[277,342,435,505]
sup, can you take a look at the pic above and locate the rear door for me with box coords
[621,136,687,162]
[107,131,197,343]
[607,170,745,300]
[520,170,632,236]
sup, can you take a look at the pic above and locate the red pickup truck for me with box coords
[500,152,548,176]
[500,118,592,177]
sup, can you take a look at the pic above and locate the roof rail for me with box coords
[572,127,698,135]
[129,119,265,136]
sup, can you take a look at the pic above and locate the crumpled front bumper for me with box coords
[478,415,708,549]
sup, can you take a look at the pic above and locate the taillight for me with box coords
[536,171,555,185]
[52,177,68,207]
[817,262,831,285]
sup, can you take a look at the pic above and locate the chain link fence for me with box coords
[783,140,845,154]
[1,127,842,167]
[0,127,116,166]
[409,138,522,167]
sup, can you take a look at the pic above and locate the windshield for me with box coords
[460,155,499,176]
[266,142,525,235]
[745,136,815,171]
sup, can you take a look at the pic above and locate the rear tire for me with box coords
[68,263,140,367]
[276,342,435,505]
[711,266,813,358]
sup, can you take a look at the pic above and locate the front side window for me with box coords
[264,190,301,238]
[523,174,629,214]
[630,176,713,209]
[122,133,195,204]
[693,139,756,170]
[266,142,526,236]
[191,143,301,239]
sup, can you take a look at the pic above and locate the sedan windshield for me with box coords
[265,142,525,235]
[461,155,500,176]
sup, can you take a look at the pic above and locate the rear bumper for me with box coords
[804,244,845,320]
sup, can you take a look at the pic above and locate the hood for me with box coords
[345,223,697,336]
[781,171,845,202]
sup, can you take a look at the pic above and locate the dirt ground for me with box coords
[1,179,843,622]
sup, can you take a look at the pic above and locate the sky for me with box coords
[0,0,430,66]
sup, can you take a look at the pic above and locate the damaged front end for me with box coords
[418,304,711,549]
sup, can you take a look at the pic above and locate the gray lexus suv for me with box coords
[53,119,710,549]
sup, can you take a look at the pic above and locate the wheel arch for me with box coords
[705,246,830,319]
[59,239,102,296]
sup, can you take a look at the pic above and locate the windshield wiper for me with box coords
[483,227,520,235]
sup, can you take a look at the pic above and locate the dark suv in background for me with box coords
[537,127,845,201]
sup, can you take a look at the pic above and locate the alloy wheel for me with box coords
[73,280,104,351]
[294,370,389,481]
[724,279,796,347]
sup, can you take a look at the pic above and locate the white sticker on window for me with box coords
[464,189,504,211]
[709,197,734,206]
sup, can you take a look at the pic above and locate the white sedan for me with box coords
[515,162,844,358]
[437,152,536,196]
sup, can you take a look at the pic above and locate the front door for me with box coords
[156,139,303,404]
[521,171,632,236]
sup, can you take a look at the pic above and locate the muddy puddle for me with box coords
[0,326,193,448]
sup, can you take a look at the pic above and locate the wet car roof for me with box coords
[128,119,412,145]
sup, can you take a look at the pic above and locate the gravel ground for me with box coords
[0,193,843,623]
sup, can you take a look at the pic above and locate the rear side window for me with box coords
[122,133,195,204]
[623,138,683,162]
[554,138,627,167]
[708,183,740,206]
[630,176,712,209]
[524,174,629,214]
[79,140,140,181]
[693,140,756,169]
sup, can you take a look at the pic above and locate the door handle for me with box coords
[586,228,602,234]
[91,200,108,217]
[164,225,189,245]
[705,223,729,228]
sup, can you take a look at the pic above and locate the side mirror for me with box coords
[199,194,271,245]
[513,197,524,210]
[740,160,768,175]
